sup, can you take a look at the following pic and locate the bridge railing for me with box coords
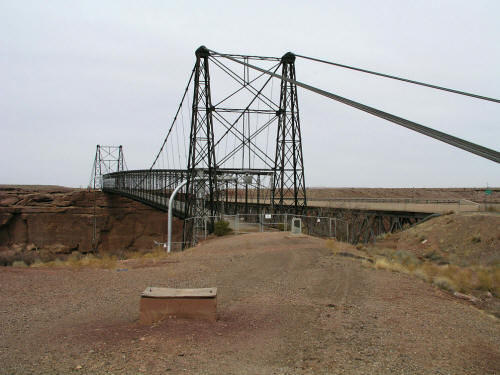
[102,169,189,215]
[101,168,279,218]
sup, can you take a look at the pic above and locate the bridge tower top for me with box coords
[281,52,296,64]
[195,45,210,58]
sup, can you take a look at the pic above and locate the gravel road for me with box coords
[1,232,499,374]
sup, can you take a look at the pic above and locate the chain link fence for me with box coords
[183,213,350,246]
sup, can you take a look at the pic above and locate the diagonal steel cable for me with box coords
[295,54,500,104]
[211,49,500,164]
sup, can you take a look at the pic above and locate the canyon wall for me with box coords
[0,186,182,265]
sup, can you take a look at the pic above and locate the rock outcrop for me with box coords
[0,186,183,265]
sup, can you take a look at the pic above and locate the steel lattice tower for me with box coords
[184,46,219,245]
[272,52,307,214]
[89,144,126,252]
[90,145,125,190]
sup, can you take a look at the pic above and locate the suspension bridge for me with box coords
[90,46,499,248]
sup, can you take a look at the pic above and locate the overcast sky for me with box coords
[1,0,499,188]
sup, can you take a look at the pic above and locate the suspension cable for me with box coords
[211,49,500,164]
[295,54,500,104]
[149,66,196,169]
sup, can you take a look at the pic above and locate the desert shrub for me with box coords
[52,259,64,267]
[448,266,474,293]
[371,248,499,296]
[0,253,16,266]
[29,253,118,269]
[432,276,457,292]
[30,258,44,268]
[423,250,444,263]
[11,260,28,268]
[493,266,500,296]
[391,250,421,268]
[214,220,232,236]
[476,268,494,292]
[420,263,440,279]
[79,253,96,267]
[470,235,481,244]
[360,259,373,269]
[374,258,409,274]
[413,268,430,282]
[377,232,390,240]
[94,254,117,269]
[325,239,336,251]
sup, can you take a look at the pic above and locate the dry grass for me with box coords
[11,260,28,268]
[30,253,119,270]
[367,248,500,296]
[27,246,173,270]
[374,258,410,274]
[325,239,337,252]
[432,276,457,292]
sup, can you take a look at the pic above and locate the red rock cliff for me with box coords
[0,186,183,265]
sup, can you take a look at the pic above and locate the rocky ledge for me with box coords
[0,186,182,265]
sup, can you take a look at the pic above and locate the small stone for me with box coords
[140,337,145,341]
[75,365,82,370]
[453,291,479,304]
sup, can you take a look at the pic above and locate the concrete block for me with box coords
[139,287,217,324]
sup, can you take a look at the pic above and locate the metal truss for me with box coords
[89,145,126,190]
[184,46,219,245]
[272,52,307,214]
[177,47,308,244]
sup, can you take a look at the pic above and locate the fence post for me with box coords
[329,218,332,238]
[204,218,207,240]
[284,213,288,232]
[236,213,239,234]
[260,213,263,232]
[334,219,337,238]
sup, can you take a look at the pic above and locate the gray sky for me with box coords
[1,0,499,188]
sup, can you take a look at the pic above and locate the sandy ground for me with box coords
[1,232,499,374]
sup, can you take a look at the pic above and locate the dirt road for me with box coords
[1,232,499,374]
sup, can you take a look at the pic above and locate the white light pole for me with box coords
[167,180,188,253]
[167,178,203,252]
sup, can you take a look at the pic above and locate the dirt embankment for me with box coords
[0,186,182,265]
[363,212,500,316]
[374,212,500,267]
